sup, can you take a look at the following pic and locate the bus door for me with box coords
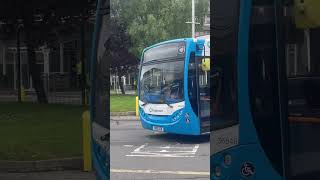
[283,1,320,179]
[198,57,210,133]
[90,0,109,179]
[244,0,320,179]
[197,44,210,133]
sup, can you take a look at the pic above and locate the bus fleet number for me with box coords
[217,137,238,145]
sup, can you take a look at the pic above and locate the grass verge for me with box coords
[110,95,136,112]
[0,103,83,161]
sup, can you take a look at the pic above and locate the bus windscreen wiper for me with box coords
[141,100,149,106]
[162,96,173,108]
[165,101,173,108]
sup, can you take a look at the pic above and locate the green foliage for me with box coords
[112,0,209,57]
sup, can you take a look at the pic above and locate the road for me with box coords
[111,119,210,180]
[0,171,96,180]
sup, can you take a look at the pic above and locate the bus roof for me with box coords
[144,38,190,51]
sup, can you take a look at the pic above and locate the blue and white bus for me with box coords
[138,36,210,135]
[211,0,320,179]
[89,0,109,179]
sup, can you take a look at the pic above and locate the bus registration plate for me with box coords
[153,126,164,132]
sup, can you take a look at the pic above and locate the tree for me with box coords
[107,16,138,94]
[112,0,209,57]
[109,0,209,93]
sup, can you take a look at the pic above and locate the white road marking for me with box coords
[126,144,200,157]
[133,144,147,152]
[123,145,134,147]
[126,154,196,157]
[193,144,200,152]
[159,145,198,149]
[111,169,210,176]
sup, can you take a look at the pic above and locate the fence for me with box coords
[0,72,85,105]
[110,70,138,95]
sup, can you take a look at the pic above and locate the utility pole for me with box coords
[192,0,195,38]
[186,0,200,38]
[80,14,86,105]
[16,23,23,102]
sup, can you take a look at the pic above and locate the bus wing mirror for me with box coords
[294,0,320,29]
[201,58,210,71]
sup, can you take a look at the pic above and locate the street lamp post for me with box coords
[186,0,200,38]
[16,22,23,102]
[192,0,195,38]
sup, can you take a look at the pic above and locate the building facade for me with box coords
[0,39,85,92]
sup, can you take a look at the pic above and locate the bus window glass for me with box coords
[287,28,320,179]
[139,45,184,105]
[199,59,210,118]
[199,56,210,132]
[188,53,198,115]
[95,9,109,129]
[212,0,239,130]
[248,1,283,174]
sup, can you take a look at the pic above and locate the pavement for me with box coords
[110,112,136,116]
[111,115,139,121]
[110,119,210,180]
[0,171,96,180]
[0,158,83,173]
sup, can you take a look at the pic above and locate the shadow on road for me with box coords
[146,133,209,144]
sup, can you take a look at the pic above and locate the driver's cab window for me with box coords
[188,52,198,115]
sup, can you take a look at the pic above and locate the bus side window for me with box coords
[188,52,198,115]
